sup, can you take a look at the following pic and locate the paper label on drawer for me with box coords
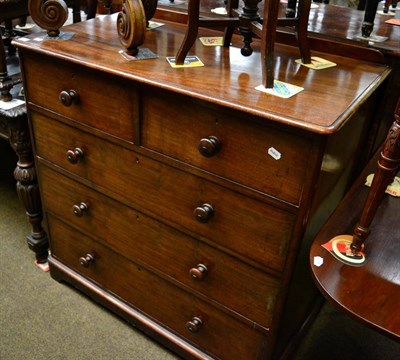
[295,56,337,70]
[267,147,281,160]
[166,56,204,68]
[255,81,304,98]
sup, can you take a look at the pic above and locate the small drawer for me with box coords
[38,164,280,328]
[33,113,296,272]
[141,90,314,205]
[23,53,138,142]
[48,217,271,360]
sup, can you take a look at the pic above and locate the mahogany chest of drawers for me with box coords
[15,14,390,360]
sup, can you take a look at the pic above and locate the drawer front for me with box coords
[33,112,296,271]
[141,91,313,205]
[48,217,270,360]
[23,53,138,142]
[38,164,280,327]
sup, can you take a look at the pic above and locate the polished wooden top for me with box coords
[14,14,390,134]
[310,148,400,340]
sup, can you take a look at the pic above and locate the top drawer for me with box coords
[141,90,314,205]
[22,53,138,142]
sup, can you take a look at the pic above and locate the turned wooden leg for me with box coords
[351,98,400,253]
[8,116,48,263]
[175,0,200,65]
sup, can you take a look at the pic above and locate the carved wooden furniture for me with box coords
[350,98,400,253]
[0,77,48,264]
[14,15,391,360]
[0,0,48,263]
[309,103,400,339]
[175,0,311,88]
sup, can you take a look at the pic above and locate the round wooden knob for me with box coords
[66,148,84,164]
[79,253,95,268]
[72,202,89,217]
[198,136,220,157]
[189,264,208,281]
[186,317,203,333]
[193,204,214,223]
[59,90,79,106]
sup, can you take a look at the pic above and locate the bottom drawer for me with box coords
[48,216,270,360]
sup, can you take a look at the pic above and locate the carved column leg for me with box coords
[351,98,400,253]
[9,116,48,263]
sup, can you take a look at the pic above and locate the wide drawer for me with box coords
[38,164,280,328]
[141,90,314,205]
[48,216,270,360]
[33,112,296,272]
[23,53,138,142]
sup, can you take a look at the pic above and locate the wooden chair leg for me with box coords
[351,98,400,253]
[223,0,239,47]
[361,0,379,38]
[86,0,98,19]
[261,0,280,88]
[175,0,200,64]
[296,0,311,64]
[73,1,82,23]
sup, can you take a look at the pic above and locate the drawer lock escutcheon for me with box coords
[66,147,84,164]
[79,253,95,268]
[72,202,89,217]
[186,316,203,333]
[194,204,214,223]
[59,89,80,107]
[189,264,208,281]
[198,136,220,157]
